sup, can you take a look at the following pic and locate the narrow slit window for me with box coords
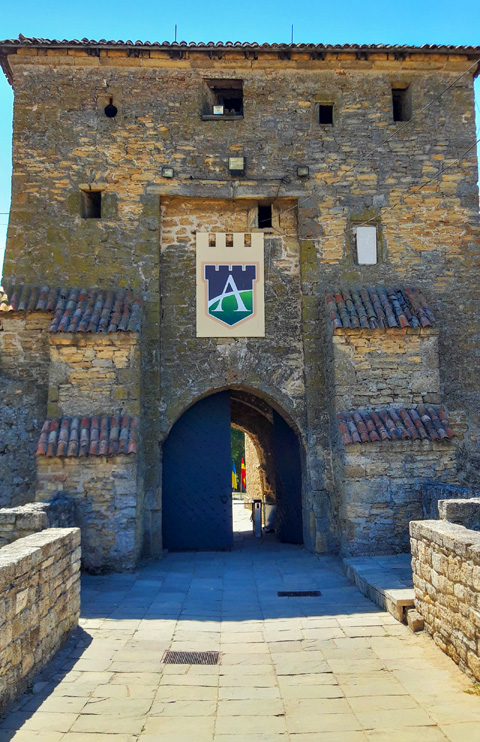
[258,204,272,229]
[319,104,333,125]
[81,191,102,219]
[392,87,411,122]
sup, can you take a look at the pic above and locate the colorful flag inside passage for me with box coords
[232,460,238,490]
[241,458,246,489]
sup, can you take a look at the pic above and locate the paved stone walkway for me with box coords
[1,502,480,741]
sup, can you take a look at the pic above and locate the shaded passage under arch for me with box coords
[162,390,303,550]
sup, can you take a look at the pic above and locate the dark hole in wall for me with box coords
[206,79,243,115]
[319,104,333,125]
[392,87,410,122]
[258,204,272,228]
[104,98,118,118]
[81,191,102,219]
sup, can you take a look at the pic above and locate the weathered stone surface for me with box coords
[410,519,480,682]
[421,481,480,518]
[338,441,457,554]
[0,497,75,546]
[0,378,47,507]
[332,328,440,410]
[36,457,139,572]
[406,608,424,632]
[0,527,81,712]
[47,334,140,418]
[438,497,480,531]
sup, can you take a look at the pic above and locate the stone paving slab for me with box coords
[1,505,480,741]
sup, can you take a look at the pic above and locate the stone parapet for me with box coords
[410,519,480,682]
[0,497,75,546]
[421,481,480,519]
[438,498,480,531]
[0,528,81,712]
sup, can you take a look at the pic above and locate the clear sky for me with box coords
[1,0,479,277]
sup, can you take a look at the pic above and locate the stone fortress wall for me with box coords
[0,40,479,560]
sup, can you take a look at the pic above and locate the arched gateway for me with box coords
[162,389,303,550]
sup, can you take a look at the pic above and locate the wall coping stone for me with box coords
[0,527,80,589]
[438,497,480,530]
[410,519,480,562]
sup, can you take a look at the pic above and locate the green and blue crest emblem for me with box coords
[204,264,257,327]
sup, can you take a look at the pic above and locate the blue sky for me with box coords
[1,0,479,277]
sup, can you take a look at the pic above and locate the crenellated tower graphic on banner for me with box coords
[196,232,265,337]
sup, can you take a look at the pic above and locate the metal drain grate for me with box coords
[277,590,322,597]
[163,650,220,665]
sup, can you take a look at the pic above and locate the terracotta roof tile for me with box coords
[326,286,435,331]
[2,38,480,54]
[0,283,141,333]
[337,406,454,446]
[36,415,138,457]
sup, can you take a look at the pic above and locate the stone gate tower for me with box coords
[0,37,479,569]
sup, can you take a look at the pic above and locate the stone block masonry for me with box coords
[48,334,140,418]
[36,456,139,572]
[0,527,81,712]
[332,328,440,411]
[339,440,457,555]
[0,313,51,385]
[0,378,47,507]
[0,314,51,505]
[410,519,480,683]
[421,481,480,518]
[438,497,480,531]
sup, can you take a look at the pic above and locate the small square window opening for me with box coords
[392,87,411,122]
[319,104,333,125]
[258,204,272,229]
[81,191,102,219]
[206,80,243,116]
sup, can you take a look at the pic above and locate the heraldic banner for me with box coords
[196,232,265,337]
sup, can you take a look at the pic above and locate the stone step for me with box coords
[343,554,415,623]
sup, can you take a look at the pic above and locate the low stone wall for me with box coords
[0,528,81,712]
[438,498,480,531]
[421,481,480,519]
[410,519,480,683]
[0,497,75,546]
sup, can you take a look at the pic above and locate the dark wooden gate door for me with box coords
[162,391,233,550]
[273,410,303,544]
